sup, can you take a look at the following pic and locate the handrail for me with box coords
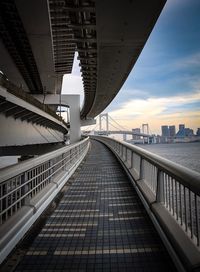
[91,135,200,271]
[0,137,89,184]
[111,138,200,193]
[0,74,67,127]
[0,137,89,225]
[92,136,200,194]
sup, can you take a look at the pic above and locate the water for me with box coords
[138,142,200,173]
[0,142,199,173]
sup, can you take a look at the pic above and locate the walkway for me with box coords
[13,140,176,271]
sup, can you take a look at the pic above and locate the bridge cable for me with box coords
[108,115,129,131]
[100,116,118,131]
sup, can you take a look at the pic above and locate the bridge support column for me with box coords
[99,113,109,135]
[34,94,81,144]
[123,134,127,141]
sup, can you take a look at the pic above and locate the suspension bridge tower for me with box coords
[142,123,150,144]
[99,113,109,135]
[142,123,149,135]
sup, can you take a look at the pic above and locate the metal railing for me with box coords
[0,73,67,127]
[0,137,89,225]
[92,136,200,270]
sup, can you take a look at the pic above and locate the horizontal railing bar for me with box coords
[91,135,200,270]
[0,139,88,216]
[1,167,61,216]
[0,145,83,200]
[1,170,70,217]
[94,136,200,195]
[0,137,89,265]
[0,137,88,184]
[0,159,68,216]
[1,164,56,203]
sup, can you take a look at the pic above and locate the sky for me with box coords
[62,0,200,135]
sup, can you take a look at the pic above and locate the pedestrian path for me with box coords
[14,140,176,271]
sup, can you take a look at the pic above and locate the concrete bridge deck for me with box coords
[6,140,176,272]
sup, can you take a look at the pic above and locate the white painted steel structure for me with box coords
[0,137,89,263]
[99,113,109,134]
[0,0,166,120]
[96,130,151,137]
[92,136,200,272]
[34,94,81,144]
[0,84,68,147]
[0,0,166,149]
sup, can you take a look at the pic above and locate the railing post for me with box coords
[70,149,72,166]
[2,183,7,222]
[156,170,164,203]
[125,147,127,162]
[120,144,123,158]
[0,186,2,224]
[139,157,144,180]
[130,151,133,169]
[23,172,29,205]
[62,153,65,170]
[117,143,119,154]
[79,144,81,156]
[49,159,54,180]
[74,147,77,161]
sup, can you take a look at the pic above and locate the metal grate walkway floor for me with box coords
[13,140,176,271]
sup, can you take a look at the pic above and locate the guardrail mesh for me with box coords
[94,136,200,248]
[0,138,89,225]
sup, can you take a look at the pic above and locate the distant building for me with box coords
[161,126,169,137]
[123,134,127,141]
[132,128,140,134]
[196,128,200,136]
[185,128,194,137]
[176,124,194,138]
[161,126,169,143]
[132,128,140,140]
[169,125,176,137]
[179,124,185,131]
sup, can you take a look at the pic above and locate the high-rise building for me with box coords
[184,128,194,137]
[169,125,176,137]
[196,128,200,136]
[161,126,169,137]
[179,124,185,131]
[132,128,140,140]
[176,126,194,137]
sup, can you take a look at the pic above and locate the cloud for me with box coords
[110,91,200,118]
[62,74,83,95]
[159,110,200,120]
[106,88,150,112]
[71,52,81,76]
[174,52,200,70]
[108,91,200,134]
[61,53,84,106]
[192,78,200,90]
[165,0,190,9]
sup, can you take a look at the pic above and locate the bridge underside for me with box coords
[0,0,166,122]
[0,82,68,153]
[3,140,176,272]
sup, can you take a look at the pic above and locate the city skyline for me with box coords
[62,0,200,135]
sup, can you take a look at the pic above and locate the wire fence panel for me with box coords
[0,138,89,225]
[93,136,200,249]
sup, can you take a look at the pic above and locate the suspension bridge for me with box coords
[1,2,200,271]
[82,113,154,143]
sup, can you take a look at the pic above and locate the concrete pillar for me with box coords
[99,113,109,135]
[99,115,102,131]
[106,113,109,135]
[34,94,81,144]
